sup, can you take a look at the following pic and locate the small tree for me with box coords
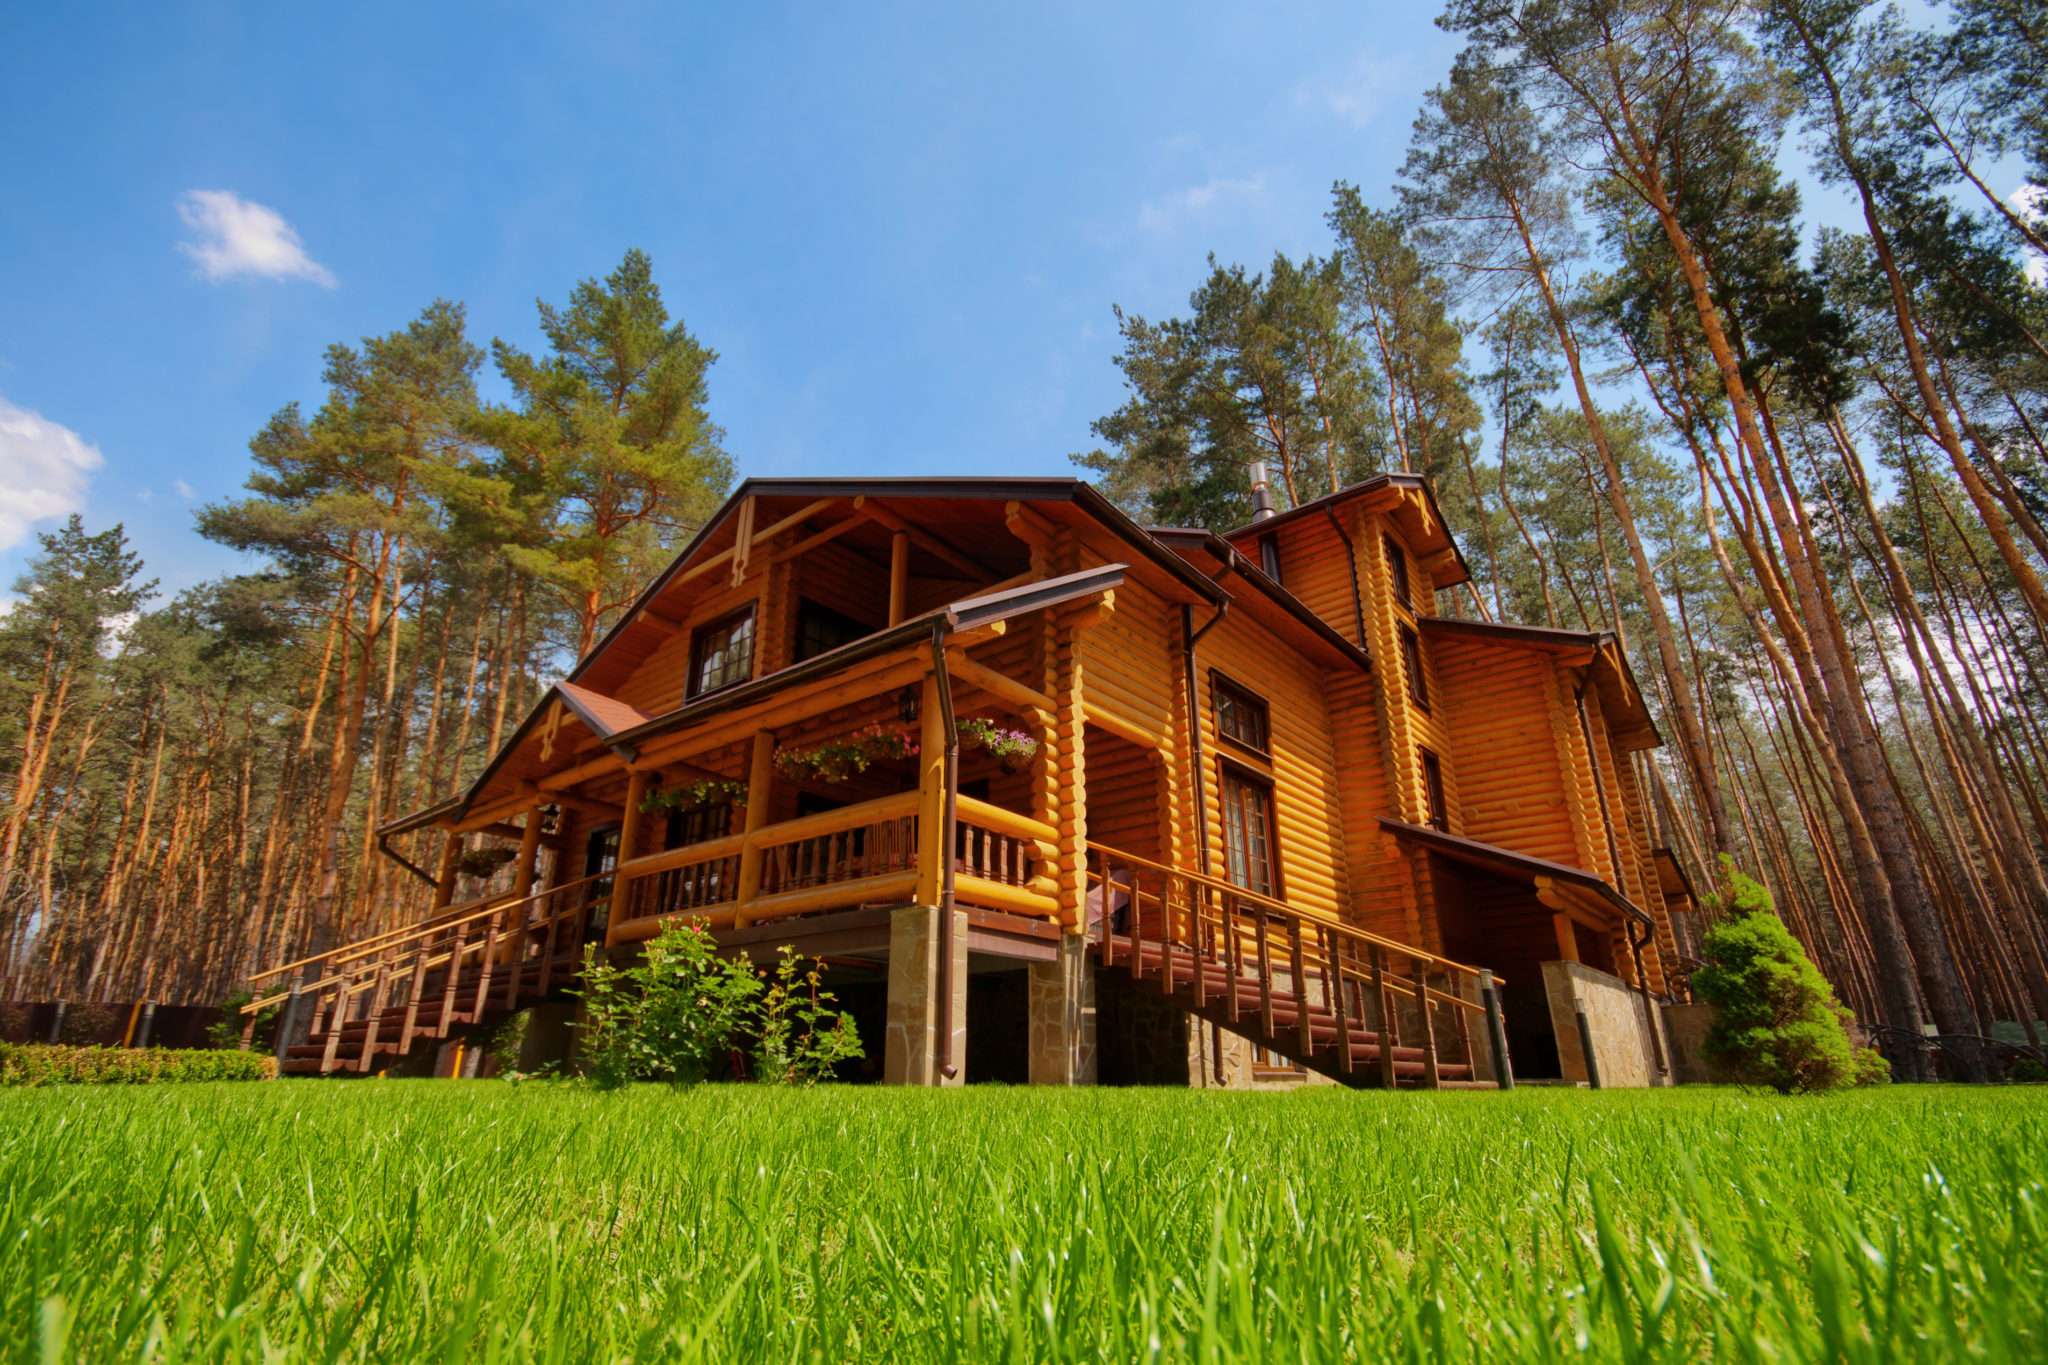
[576,921,762,1089]
[1692,861,1889,1093]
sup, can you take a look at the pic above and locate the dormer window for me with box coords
[688,604,756,699]
[1384,534,1411,610]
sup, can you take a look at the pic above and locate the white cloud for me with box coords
[1295,50,1412,129]
[2012,185,2047,287]
[1136,174,1268,234]
[0,395,103,551]
[173,478,196,499]
[176,189,337,287]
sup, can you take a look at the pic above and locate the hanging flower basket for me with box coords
[957,716,1040,772]
[642,778,750,815]
[456,845,518,880]
[774,722,920,785]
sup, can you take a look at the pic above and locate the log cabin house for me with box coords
[242,473,1687,1088]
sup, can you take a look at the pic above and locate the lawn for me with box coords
[1,1083,2042,1361]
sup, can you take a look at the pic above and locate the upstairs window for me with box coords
[795,599,869,662]
[1212,674,1271,755]
[1384,534,1411,610]
[1420,747,1448,832]
[1220,766,1278,898]
[688,605,756,699]
[1399,624,1429,711]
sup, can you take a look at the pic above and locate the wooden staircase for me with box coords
[241,873,603,1075]
[1088,845,1510,1090]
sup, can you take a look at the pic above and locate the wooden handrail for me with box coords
[248,884,526,984]
[241,872,609,1010]
[955,794,1057,846]
[1085,841,1491,982]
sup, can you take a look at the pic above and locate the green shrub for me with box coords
[575,922,865,1088]
[0,1043,275,1086]
[753,946,864,1084]
[577,921,766,1088]
[1691,860,1888,1094]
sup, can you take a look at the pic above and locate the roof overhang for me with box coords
[1420,617,1660,750]
[1148,527,1373,674]
[1380,817,1656,930]
[1221,473,1473,588]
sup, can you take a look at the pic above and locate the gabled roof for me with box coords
[566,476,1224,695]
[1147,526,1373,673]
[1221,473,1473,587]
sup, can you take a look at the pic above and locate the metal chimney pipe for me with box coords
[1248,459,1278,522]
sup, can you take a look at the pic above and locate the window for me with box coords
[795,599,869,662]
[688,605,756,698]
[1420,747,1448,832]
[1220,765,1278,897]
[1212,674,1271,755]
[1384,534,1411,610]
[1398,624,1429,710]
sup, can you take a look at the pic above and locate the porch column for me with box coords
[1028,933,1096,1084]
[888,531,910,626]
[1552,913,1580,963]
[513,802,544,899]
[433,830,462,910]
[915,673,945,907]
[883,903,967,1085]
[603,769,650,949]
[734,730,776,923]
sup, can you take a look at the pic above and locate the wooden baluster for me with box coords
[1189,878,1207,1010]
[319,979,349,1073]
[503,906,523,1011]
[398,937,433,1055]
[1158,871,1176,995]
[1128,864,1146,983]
[473,912,500,1023]
[1287,917,1311,1058]
[1255,908,1274,1040]
[357,956,396,1073]
[1412,959,1441,1089]
[1453,980,1473,1076]
[1371,945,1397,1089]
[1329,927,1353,1074]
[439,921,470,1034]
[537,891,563,996]
[1223,896,1241,1024]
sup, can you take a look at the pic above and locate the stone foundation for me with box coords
[883,904,968,1085]
[1541,960,1672,1088]
[1027,934,1097,1084]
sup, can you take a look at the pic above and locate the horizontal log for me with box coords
[953,874,1060,918]
[739,870,920,925]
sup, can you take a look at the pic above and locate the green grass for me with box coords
[2,1083,2042,1361]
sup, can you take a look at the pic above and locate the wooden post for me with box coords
[916,672,946,906]
[513,802,544,899]
[1372,946,1397,1089]
[888,531,910,627]
[1413,959,1441,1089]
[1552,912,1580,963]
[433,830,463,910]
[734,731,776,922]
[1480,969,1514,1090]
[604,769,651,948]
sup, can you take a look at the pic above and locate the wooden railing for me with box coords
[608,790,1062,941]
[239,873,607,1073]
[1086,843,1505,1087]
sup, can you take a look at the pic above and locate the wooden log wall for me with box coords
[1431,639,1580,866]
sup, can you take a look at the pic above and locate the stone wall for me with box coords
[1659,1001,1742,1085]
[1540,959,1672,1088]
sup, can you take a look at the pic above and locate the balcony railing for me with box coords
[607,789,1060,942]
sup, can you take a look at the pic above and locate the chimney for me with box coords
[1248,459,1278,523]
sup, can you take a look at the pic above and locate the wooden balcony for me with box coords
[607,790,1059,942]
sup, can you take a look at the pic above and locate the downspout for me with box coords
[930,621,961,1080]
[1186,566,1233,1085]
[1321,506,1368,648]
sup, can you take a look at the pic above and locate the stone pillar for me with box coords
[884,903,968,1085]
[1028,933,1097,1084]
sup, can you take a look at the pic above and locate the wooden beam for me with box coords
[916,672,945,907]
[513,802,544,898]
[671,497,837,589]
[1004,499,1060,546]
[432,831,462,910]
[854,496,993,579]
[729,494,757,586]
[888,530,909,626]
[946,650,1054,714]
[604,769,652,949]
[1081,702,1159,753]
[769,512,865,566]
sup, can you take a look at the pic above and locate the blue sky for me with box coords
[0,2,1461,597]
[0,2,1998,602]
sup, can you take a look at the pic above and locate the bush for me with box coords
[0,1043,275,1086]
[575,921,865,1088]
[1691,860,1888,1094]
